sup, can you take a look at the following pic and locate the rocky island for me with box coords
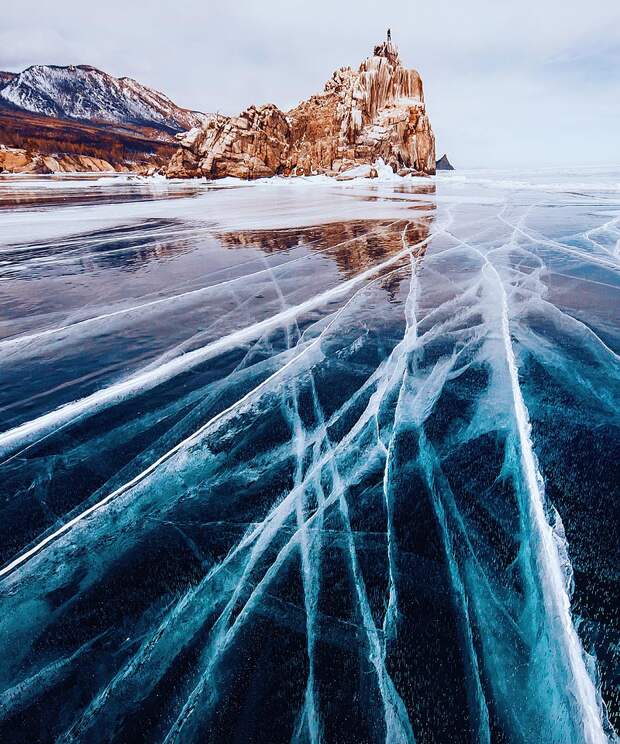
[165,35,436,179]
[436,153,455,170]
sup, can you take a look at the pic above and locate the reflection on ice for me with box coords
[0,170,618,743]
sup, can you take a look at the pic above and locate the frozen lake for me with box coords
[0,168,619,743]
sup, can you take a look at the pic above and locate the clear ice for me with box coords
[0,170,618,743]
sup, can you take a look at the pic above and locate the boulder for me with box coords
[0,146,37,173]
[335,164,379,181]
[0,145,122,174]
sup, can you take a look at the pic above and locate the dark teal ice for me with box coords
[0,169,618,743]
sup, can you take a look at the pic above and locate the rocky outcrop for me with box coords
[436,154,454,171]
[167,105,291,179]
[0,145,118,174]
[0,106,177,174]
[165,38,435,180]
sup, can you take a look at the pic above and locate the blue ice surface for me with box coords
[0,168,618,743]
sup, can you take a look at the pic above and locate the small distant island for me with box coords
[436,154,455,170]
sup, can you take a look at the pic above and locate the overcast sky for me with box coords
[1,0,619,168]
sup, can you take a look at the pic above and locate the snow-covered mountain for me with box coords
[0,65,204,133]
[0,71,16,89]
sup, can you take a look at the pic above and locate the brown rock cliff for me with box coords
[166,38,435,179]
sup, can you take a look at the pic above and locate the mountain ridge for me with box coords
[0,64,207,174]
[0,71,16,88]
[0,64,205,133]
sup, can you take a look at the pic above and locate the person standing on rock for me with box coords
[387,28,391,42]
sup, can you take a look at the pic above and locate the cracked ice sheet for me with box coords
[0,169,619,744]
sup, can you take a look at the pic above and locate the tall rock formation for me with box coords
[166,38,435,179]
